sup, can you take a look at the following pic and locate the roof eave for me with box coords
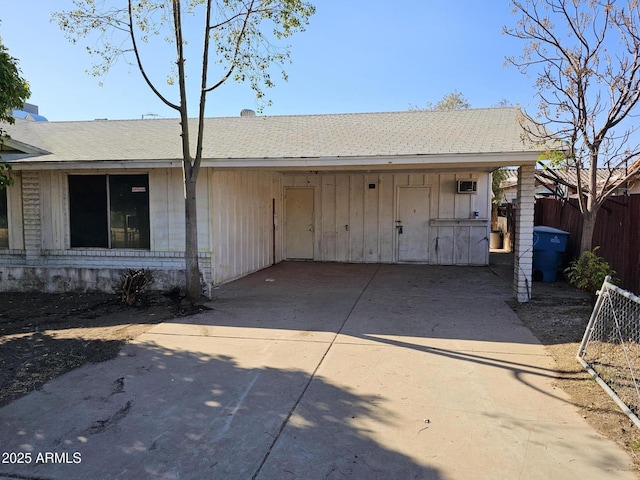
[2,138,50,155]
[201,151,541,170]
[4,157,183,171]
[4,150,542,171]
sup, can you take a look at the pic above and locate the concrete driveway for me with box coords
[0,262,635,479]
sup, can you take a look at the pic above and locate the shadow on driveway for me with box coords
[0,261,635,479]
[0,336,444,479]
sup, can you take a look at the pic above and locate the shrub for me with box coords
[117,268,154,305]
[564,247,616,299]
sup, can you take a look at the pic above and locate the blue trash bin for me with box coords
[533,226,570,282]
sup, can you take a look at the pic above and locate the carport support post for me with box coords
[513,164,534,302]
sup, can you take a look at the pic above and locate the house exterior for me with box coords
[0,108,543,302]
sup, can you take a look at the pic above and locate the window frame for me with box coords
[68,173,151,250]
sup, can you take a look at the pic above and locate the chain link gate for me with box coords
[577,276,640,429]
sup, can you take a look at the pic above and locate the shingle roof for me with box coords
[501,164,640,192]
[2,107,547,164]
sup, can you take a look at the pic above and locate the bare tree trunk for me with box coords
[184,171,201,300]
[173,0,201,302]
[580,211,597,253]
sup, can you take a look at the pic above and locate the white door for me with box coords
[285,187,314,259]
[397,186,430,262]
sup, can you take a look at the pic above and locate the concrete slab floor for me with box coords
[0,261,635,479]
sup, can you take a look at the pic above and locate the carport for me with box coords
[209,108,539,303]
[0,262,633,479]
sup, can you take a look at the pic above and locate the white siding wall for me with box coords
[36,169,212,254]
[149,168,211,252]
[4,168,216,292]
[7,172,24,250]
[283,172,491,265]
[210,169,282,285]
[40,171,67,250]
[430,173,491,265]
[35,169,213,252]
[12,168,282,290]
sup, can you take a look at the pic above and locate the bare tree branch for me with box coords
[128,0,179,111]
[505,0,640,251]
[205,0,255,93]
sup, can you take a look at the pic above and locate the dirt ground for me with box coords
[1,277,639,474]
[0,290,208,408]
[508,280,640,475]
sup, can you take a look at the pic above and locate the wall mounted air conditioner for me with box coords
[457,180,477,194]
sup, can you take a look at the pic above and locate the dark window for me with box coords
[109,175,150,249]
[0,188,8,249]
[69,175,108,247]
[69,175,150,249]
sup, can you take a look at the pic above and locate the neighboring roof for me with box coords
[500,168,519,187]
[501,163,640,195]
[1,107,548,167]
[536,167,627,189]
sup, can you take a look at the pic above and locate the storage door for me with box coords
[285,187,314,259]
[397,186,430,262]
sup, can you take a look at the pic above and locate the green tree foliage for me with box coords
[431,90,471,111]
[0,40,31,189]
[54,0,315,301]
[410,90,471,111]
[491,167,507,205]
[505,0,640,253]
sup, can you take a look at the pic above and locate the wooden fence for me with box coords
[535,196,640,295]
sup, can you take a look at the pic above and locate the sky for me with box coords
[0,1,534,122]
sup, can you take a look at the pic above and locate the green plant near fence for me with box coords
[565,247,617,300]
